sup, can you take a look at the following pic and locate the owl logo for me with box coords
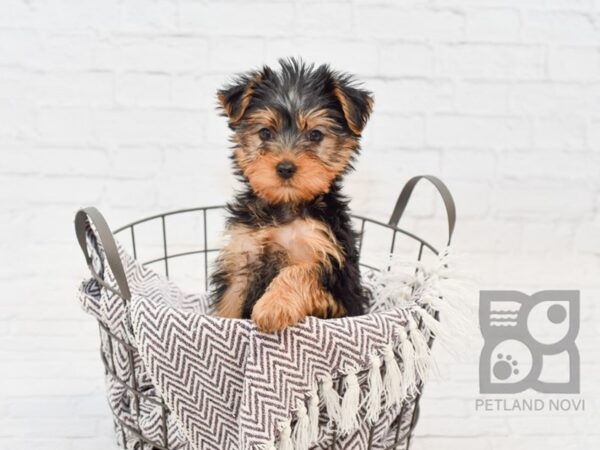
[479,290,580,394]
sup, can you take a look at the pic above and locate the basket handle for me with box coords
[75,207,132,301]
[388,175,456,246]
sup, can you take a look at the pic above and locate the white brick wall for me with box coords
[1,0,599,449]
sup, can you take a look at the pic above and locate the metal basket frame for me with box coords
[77,175,456,450]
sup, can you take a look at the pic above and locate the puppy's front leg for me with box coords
[251,263,341,332]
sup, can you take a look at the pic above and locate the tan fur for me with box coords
[317,134,357,173]
[214,224,266,318]
[251,263,346,332]
[239,152,327,204]
[246,107,281,130]
[216,276,247,318]
[296,108,338,131]
[332,82,374,135]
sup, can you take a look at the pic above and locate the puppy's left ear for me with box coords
[217,67,270,128]
[332,77,374,136]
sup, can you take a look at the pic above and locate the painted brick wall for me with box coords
[1,0,599,449]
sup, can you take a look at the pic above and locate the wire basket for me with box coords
[77,175,456,450]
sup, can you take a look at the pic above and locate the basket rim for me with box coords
[113,204,440,256]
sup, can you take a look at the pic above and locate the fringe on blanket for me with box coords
[272,247,472,450]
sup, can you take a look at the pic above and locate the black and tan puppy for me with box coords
[211,59,373,332]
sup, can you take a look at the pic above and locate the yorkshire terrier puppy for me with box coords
[211,58,373,332]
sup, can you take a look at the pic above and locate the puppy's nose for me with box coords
[276,161,296,179]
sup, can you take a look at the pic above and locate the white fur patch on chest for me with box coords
[269,218,344,266]
[271,219,316,262]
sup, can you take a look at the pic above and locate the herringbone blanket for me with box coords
[79,222,463,450]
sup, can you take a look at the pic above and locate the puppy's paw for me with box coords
[251,288,305,333]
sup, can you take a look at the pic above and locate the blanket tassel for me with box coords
[416,306,447,342]
[408,315,432,383]
[293,401,310,450]
[278,420,294,450]
[339,371,360,434]
[320,374,341,426]
[398,328,416,396]
[308,387,320,442]
[383,345,403,406]
[365,354,383,423]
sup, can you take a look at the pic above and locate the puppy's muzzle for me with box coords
[276,161,296,179]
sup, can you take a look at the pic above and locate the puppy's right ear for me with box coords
[217,67,270,128]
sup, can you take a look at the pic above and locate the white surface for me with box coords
[1,0,599,449]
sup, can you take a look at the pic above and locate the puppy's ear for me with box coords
[331,76,374,136]
[217,67,270,128]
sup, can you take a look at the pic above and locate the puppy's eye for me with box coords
[308,129,323,142]
[258,128,273,141]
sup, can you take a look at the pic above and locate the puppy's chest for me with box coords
[228,218,339,267]
[269,219,324,263]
